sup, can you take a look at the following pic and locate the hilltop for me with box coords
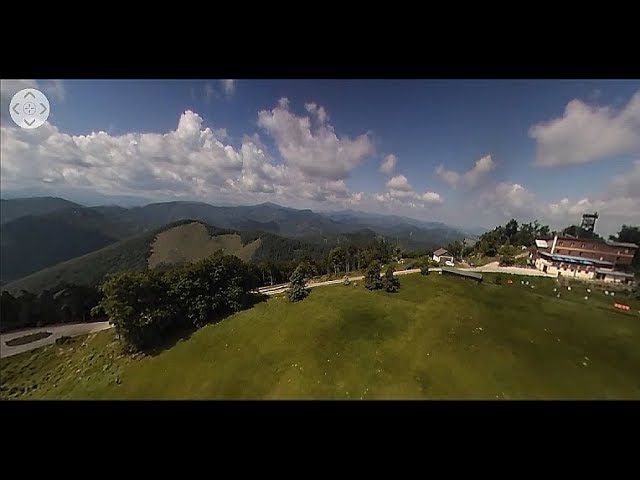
[3,273,639,399]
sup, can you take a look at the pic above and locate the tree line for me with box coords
[0,284,103,333]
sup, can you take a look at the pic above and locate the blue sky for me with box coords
[1,79,639,235]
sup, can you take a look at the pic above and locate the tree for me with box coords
[98,270,174,353]
[382,266,400,293]
[364,260,383,291]
[538,225,551,237]
[328,247,345,276]
[288,264,310,302]
[610,225,640,273]
[415,256,431,275]
[610,225,640,244]
[505,219,519,243]
[0,291,20,332]
[562,225,601,240]
[446,241,463,260]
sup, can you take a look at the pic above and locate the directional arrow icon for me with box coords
[40,103,47,114]
[24,91,36,99]
[13,103,20,114]
[24,119,36,126]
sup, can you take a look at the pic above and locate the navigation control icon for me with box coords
[9,88,50,129]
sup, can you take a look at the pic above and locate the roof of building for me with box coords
[595,269,635,278]
[441,267,483,280]
[539,251,614,266]
[434,248,450,256]
[535,239,548,248]
[535,236,638,250]
[605,240,639,249]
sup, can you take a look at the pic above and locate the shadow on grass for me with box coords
[144,292,269,357]
[596,305,637,318]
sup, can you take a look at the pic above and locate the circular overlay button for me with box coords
[9,88,50,129]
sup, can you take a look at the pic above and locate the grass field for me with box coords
[2,273,639,399]
[148,223,261,267]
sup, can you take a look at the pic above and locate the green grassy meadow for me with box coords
[2,273,639,399]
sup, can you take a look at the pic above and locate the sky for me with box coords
[1,79,639,236]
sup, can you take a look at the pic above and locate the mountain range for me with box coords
[0,196,478,287]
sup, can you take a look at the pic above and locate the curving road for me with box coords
[1,321,113,359]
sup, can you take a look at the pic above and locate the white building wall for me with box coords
[602,274,628,284]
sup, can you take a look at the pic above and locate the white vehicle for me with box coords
[444,260,455,267]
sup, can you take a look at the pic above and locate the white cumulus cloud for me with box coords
[386,174,413,192]
[435,154,495,187]
[530,90,640,167]
[379,154,398,175]
[257,98,374,181]
[377,174,442,208]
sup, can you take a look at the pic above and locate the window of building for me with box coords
[570,242,574,247]
[559,242,563,246]
[599,257,604,261]
[617,250,621,255]
[625,249,629,254]
[568,251,573,256]
[581,244,585,248]
[593,245,597,250]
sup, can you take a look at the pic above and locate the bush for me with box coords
[499,255,515,267]
[494,275,503,285]
[343,275,351,286]
[288,265,310,303]
[382,266,401,293]
[364,260,384,291]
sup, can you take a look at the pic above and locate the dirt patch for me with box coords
[148,223,261,267]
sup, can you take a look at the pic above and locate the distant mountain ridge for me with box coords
[0,196,470,284]
[1,220,360,295]
[1,197,81,224]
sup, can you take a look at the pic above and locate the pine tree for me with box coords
[364,260,384,290]
[288,264,310,302]
[382,266,400,293]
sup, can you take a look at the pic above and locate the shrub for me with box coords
[289,265,310,302]
[494,275,503,285]
[382,266,401,293]
[364,260,384,291]
[343,275,351,286]
[499,255,515,267]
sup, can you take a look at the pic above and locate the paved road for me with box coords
[258,268,426,296]
[1,321,113,359]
